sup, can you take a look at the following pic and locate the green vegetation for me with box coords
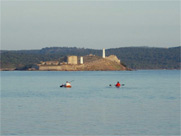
[106,47,180,69]
[0,46,180,69]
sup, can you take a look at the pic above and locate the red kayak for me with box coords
[115,85,121,88]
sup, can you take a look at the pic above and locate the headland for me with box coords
[37,54,129,71]
[0,49,130,71]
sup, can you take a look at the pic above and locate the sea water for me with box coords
[0,70,180,135]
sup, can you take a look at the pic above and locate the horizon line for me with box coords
[1,46,180,51]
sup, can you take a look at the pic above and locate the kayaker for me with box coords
[65,81,71,87]
[115,81,121,87]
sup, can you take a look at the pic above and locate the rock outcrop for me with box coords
[105,55,121,64]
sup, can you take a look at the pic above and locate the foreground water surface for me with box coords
[1,70,180,135]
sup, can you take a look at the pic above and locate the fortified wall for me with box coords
[40,61,59,65]
[38,55,83,71]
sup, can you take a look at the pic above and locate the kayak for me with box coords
[109,84,124,88]
[60,85,72,88]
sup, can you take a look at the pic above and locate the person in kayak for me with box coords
[60,81,72,88]
[65,81,71,87]
[115,81,121,87]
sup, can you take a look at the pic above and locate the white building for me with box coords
[80,56,83,64]
[102,48,105,58]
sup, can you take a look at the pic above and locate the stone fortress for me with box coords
[37,49,127,71]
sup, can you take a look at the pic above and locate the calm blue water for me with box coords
[0,70,180,135]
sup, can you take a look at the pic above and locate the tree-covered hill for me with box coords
[106,47,180,69]
[0,46,180,69]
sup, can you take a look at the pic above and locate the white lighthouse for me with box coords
[80,56,83,64]
[102,48,105,58]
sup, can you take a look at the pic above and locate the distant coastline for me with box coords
[0,46,180,70]
[0,54,130,71]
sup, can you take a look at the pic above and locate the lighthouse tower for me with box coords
[102,48,105,58]
[80,56,83,64]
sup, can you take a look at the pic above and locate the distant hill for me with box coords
[106,46,180,69]
[0,46,180,70]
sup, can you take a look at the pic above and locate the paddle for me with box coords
[69,80,74,83]
[60,85,64,87]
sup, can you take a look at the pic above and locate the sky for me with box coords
[1,0,180,50]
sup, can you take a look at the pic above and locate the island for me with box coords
[36,55,129,71]
[23,49,130,71]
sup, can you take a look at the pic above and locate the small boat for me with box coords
[109,84,124,88]
[60,85,72,88]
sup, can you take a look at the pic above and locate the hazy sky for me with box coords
[1,0,180,50]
